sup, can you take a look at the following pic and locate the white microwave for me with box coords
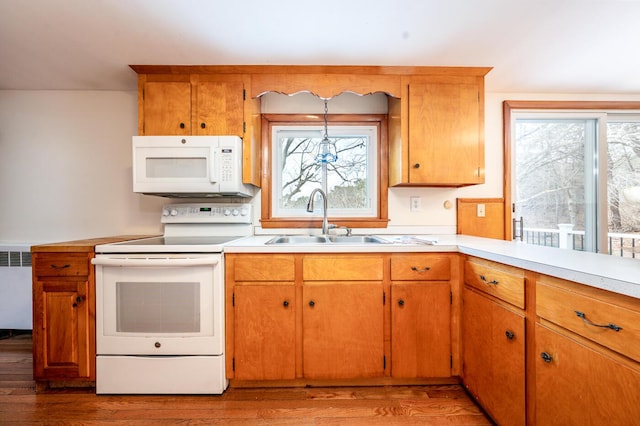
[132,135,255,197]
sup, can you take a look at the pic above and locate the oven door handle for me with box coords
[91,257,220,267]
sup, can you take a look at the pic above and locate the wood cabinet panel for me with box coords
[464,259,525,309]
[390,254,451,281]
[302,282,384,379]
[233,254,295,282]
[33,253,89,277]
[192,78,244,136]
[535,324,640,425]
[303,255,384,281]
[391,281,451,378]
[408,82,483,185]
[33,276,92,380]
[537,281,640,362]
[462,287,525,426]
[142,81,191,135]
[233,285,296,380]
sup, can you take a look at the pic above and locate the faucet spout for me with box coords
[306,188,330,235]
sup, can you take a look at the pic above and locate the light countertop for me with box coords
[225,234,640,299]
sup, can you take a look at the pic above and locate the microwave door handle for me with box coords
[91,257,220,267]
[209,147,219,183]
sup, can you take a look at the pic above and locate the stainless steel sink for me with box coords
[265,235,330,244]
[327,235,390,244]
[265,235,390,245]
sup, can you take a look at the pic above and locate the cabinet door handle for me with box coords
[179,122,185,129]
[505,330,515,340]
[398,299,405,307]
[574,310,622,332]
[51,264,70,270]
[200,122,206,129]
[479,275,499,285]
[308,300,315,308]
[540,352,553,363]
[413,163,420,169]
[411,266,431,273]
[72,296,84,308]
[283,300,289,308]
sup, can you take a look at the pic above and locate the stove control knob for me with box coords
[232,208,239,216]
[162,209,170,217]
[170,209,178,216]
[240,208,249,216]
[224,208,231,216]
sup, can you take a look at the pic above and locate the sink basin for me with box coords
[327,235,390,244]
[266,235,330,244]
[265,235,390,245]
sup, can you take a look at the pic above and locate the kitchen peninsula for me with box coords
[224,234,640,425]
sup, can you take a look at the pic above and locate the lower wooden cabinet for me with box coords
[303,282,384,379]
[535,324,640,425]
[32,252,95,384]
[233,285,296,380]
[462,287,525,426]
[226,253,455,384]
[391,281,451,378]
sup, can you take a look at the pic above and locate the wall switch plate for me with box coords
[410,196,421,212]
[477,203,486,217]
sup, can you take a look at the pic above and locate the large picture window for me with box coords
[505,101,640,258]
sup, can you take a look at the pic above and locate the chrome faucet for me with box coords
[306,188,331,235]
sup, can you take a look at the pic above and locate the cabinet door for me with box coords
[193,79,244,136]
[303,283,384,379]
[462,288,525,426]
[233,285,296,380]
[33,279,92,380]
[391,282,451,378]
[142,81,191,135]
[408,82,483,185]
[536,324,640,425]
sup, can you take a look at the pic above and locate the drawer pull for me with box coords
[309,300,315,308]
[51,264,71,270]
[283,300,289,308]
[411,266,431,273]
[398,299,405,307]
[540,352,553,363]
[479,275,499,285]
[574,310,622,332]
[505,330,515,340]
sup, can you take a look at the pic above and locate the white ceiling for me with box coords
[1,0,640,93]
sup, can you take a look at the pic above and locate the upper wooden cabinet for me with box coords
[131,65,491,189]
[389,72,489,186]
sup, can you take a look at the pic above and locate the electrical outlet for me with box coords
[477,203,486,217]
[410,196,421,212]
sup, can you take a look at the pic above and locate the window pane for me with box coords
[607,120,640,257]
[514,119,588,250]
[273,125,376,217]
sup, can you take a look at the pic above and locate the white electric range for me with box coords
[92,203,252,394]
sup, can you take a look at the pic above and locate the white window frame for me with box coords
[271,124,379,218]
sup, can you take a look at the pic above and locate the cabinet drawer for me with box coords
[464,259,524,309]
[233,255,295,282]
[537,282,640,362]
[33,253,89,277]
[391,254,451,281]
[303,255,383,281]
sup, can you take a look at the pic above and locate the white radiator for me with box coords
[0,244,32,330]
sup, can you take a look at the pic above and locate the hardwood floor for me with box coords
[0,334,491,425]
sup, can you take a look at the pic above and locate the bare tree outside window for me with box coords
[277,134,372,213]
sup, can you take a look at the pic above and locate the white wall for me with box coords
[2,89,639,244]
[0,90,166,244]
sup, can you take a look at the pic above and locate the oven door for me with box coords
[93,253,224,356]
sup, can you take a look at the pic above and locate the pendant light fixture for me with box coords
[314,99,338,164]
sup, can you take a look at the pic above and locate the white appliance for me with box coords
[132,135,255,197]
[92,203,252,394]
